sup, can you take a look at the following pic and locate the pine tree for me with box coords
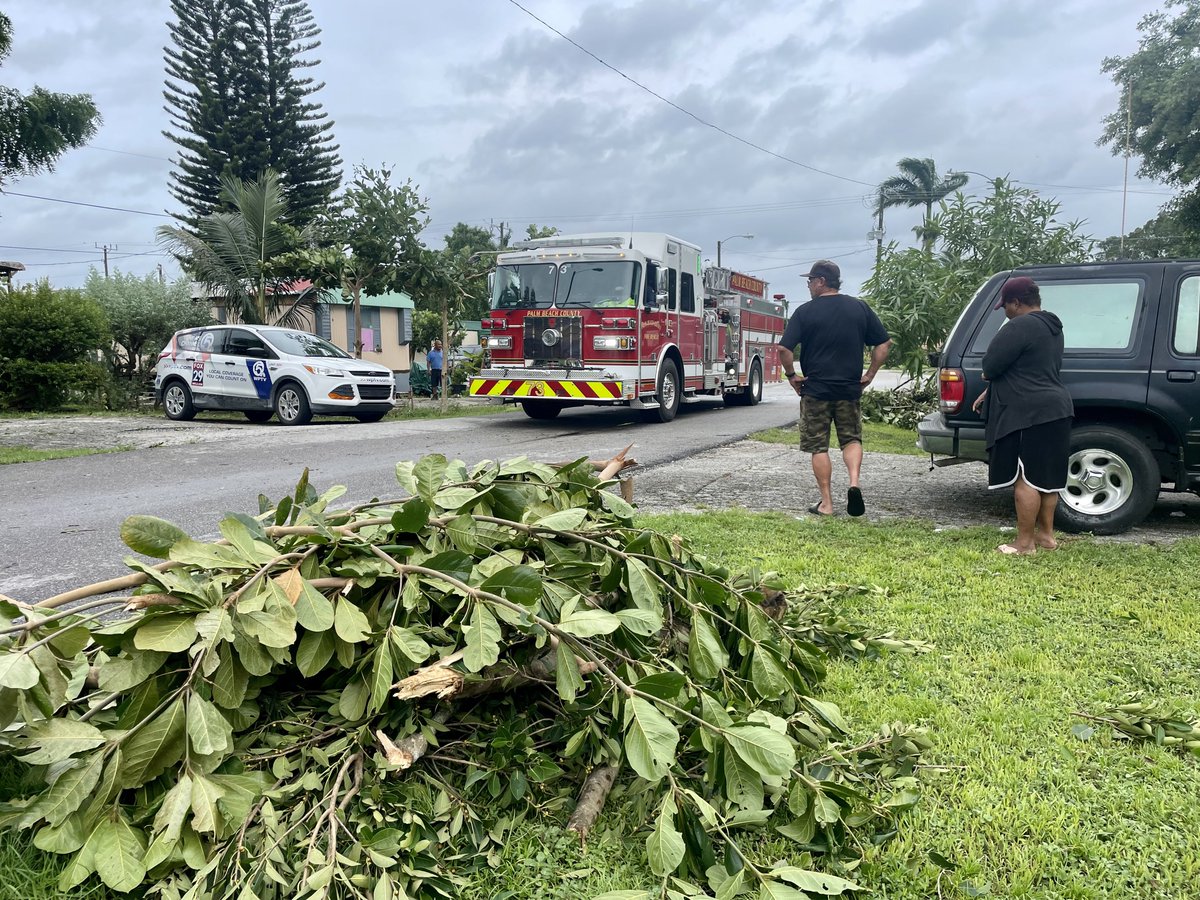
[162,0,340,229]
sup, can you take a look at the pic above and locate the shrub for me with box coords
[0,282,109,411]
[860,381,938,430]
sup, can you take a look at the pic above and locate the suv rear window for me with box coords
[1172,275,1200,356]
[969,279,1144,354]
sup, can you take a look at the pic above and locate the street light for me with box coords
[716,233,753,267]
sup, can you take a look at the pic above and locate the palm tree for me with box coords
[876,158,969,252]
[158,170,313,325]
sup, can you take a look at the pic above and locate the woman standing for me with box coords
[972,277,1073,555]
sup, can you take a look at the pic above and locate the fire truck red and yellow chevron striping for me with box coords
[470,378,623,400]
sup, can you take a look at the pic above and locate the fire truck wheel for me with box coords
[724,359,763,407]
[521,401,563,420]
[642,361,681,423]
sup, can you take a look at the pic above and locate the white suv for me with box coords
[155,325,395,425]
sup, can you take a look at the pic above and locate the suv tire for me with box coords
[162,380,196,421]
[274,383,313,426]
[1056,425,1159,535]
[243,410,273,423]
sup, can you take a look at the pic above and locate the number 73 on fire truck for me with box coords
[469,232,787,422]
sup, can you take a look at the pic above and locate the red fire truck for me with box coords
[469,232,787,422]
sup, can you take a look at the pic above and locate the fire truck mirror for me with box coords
[654,268,670,306]
[644,264,659,309]
[487,271,495,295]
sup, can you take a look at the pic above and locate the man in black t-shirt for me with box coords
[777,260,891,517]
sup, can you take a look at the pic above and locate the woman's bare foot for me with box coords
[997,542,1037,556]
[1035,536,1058,550]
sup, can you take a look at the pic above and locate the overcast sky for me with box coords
[0,0,1174,298]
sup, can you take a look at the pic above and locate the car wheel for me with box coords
[642,360,681,423]
[243,410,273,423]
[354,411,388,423]
[521,401,562,420]
[1056,425,1159,535]
[162,380,196,421]
[274,383,313,426]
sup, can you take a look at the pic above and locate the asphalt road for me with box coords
[0,384,807,602]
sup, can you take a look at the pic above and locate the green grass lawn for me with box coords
[752,421,923,457]
[2,511,1197,899]
[0,446,125,465]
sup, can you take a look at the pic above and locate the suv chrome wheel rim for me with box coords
[1062,448,1135,516]
[164,386,186,417]
[278,390,300,422]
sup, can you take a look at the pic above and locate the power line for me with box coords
[504,0,874,188]
[82,144,174,164]
[0,243,100,254]
[1,190,173,218]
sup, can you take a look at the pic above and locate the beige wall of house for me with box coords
[324,304,413,373]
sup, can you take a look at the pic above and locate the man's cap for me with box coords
[994,276,1038,309]
[802,260,840,283]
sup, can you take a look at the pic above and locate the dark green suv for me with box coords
[918,260,1200,534]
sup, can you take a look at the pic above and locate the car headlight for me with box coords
[592,335,637,351]
[304,364,348,377]
[486,336,513,349]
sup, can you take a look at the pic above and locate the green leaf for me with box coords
[0,651,41,690]
[413,454,449,503]
[624,557,660,612]
[187,694,233,757]
[646,794,685,877]
[98,651,168,697]
[615,607,663,636]
[722,744,764,811]
[634,672,686,701]
[58,821,102,892]
[297,629,336,677]
[593,893,653,900]
[120,698,186,788]
[533,508,589,530]
[120,515,189,558]
[421,550,475,586]
[433,486,480,510]
[295,581,335,632]
[757,881,809,900]
[624,697,679,782]
[369,642,394,715]
[39,752,106,826]
[725,725,795,781]
[33,816,85,854]
[559,607,621,638]
[169,537,254,569]
[338,678,369,721]
[152,773,193,843]
[555,640,586,702]
[92,815,147,892]
[190,773,227,835]
[750,648,790,699]
[802,697,849,734]
[479,564,542,606]
[770,866,862,896]
[388,627,432,665]
[333,599,372,644]
[134,614,198,653]
[688,614,729,681]
[446,513,479,552]
[211,644,250,709]
[464,602,502,673]
[391,496,431,534]
[18,719,106,765]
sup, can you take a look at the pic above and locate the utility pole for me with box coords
[1120,75,1133,257]
[96,243,117,279]
[157,264,166,285]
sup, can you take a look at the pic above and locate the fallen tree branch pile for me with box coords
[0,453,931,900]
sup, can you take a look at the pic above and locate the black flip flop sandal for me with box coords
[847,487,865,517]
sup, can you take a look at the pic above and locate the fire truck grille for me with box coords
[524,315,583,360]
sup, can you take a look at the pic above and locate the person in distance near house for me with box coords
[427,340,444,398]
[776,260,892,518]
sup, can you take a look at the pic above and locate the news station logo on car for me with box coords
[155,324,395,426]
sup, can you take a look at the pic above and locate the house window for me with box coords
[681,272,695,313]
[346,306,382,352]
[315,304,331,340]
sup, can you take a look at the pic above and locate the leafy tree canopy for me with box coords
[84,269,211,378]
[876,158,968,250]
[0,12,100,188]
[864,179,1094,379]
[157,170,311,326]
[1100,0,1200,185]
[1097,190,1200,259]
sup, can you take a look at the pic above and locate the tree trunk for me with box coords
[566,765,619,840]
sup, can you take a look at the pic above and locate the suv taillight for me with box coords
[939,367,966,413]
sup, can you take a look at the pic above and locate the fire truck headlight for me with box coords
[486,335,513,349]
[593,336,637,351]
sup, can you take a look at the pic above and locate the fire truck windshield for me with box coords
[492,261,642,310]
[555,261,641,308]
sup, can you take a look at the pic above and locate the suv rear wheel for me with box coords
[1056,425,1159,535]
[162,380,196,421]
[274,383,312,426]
[243,410,273,423]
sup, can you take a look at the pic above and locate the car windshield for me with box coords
[555,261,641,308]
[264,330,352,359]
[493,263,558,309]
